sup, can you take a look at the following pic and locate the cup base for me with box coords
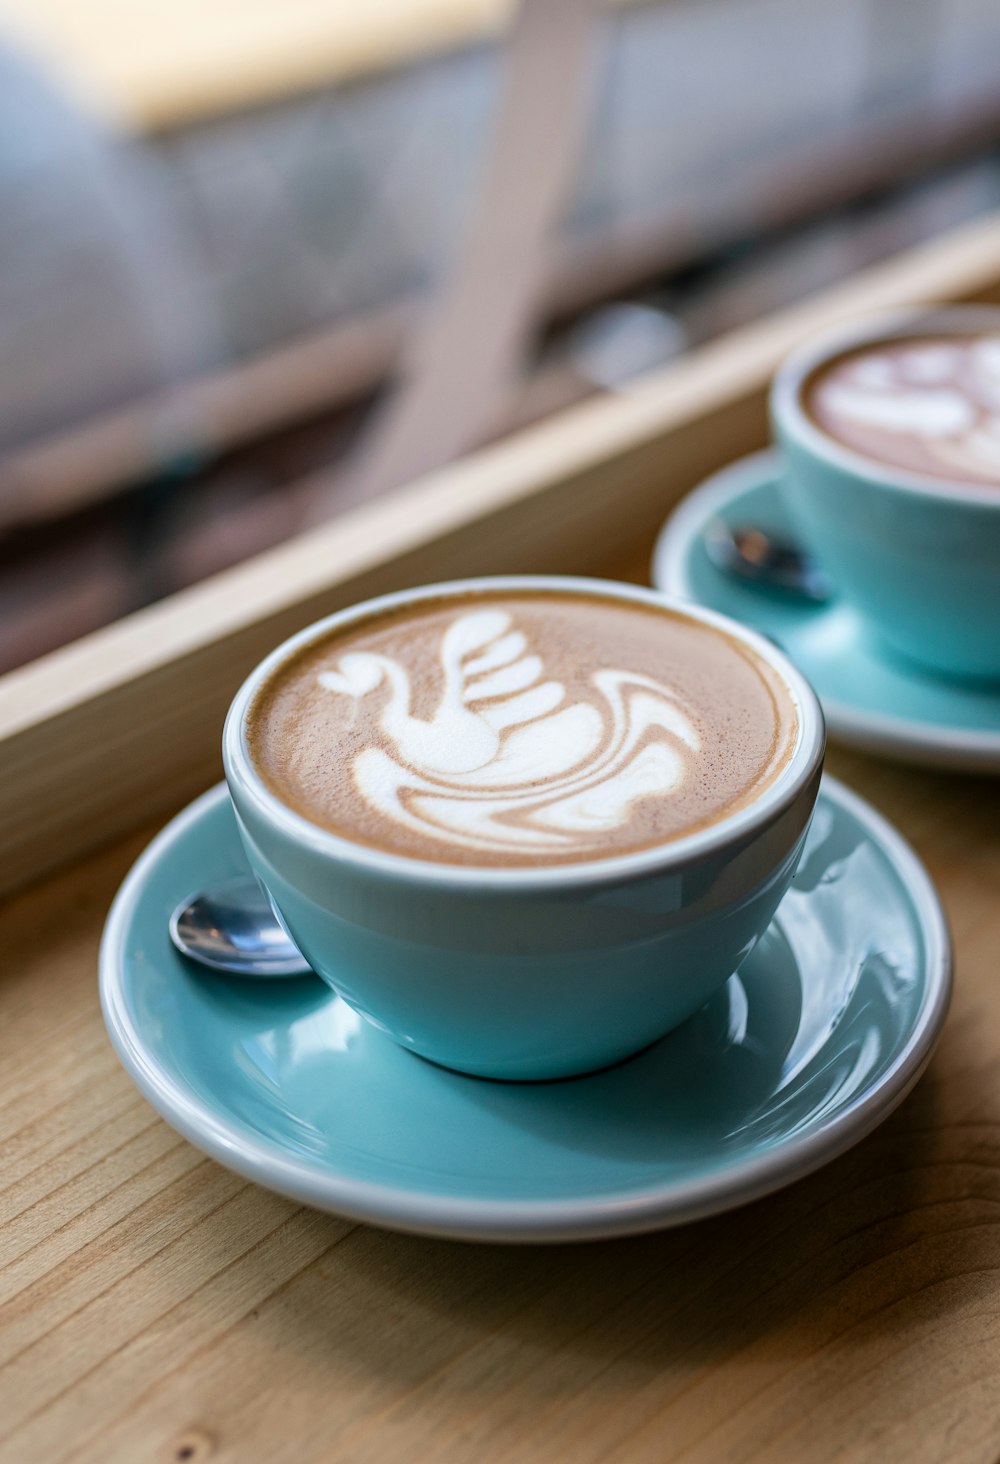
[398,1025,669,1085]
[863,626,1000,688]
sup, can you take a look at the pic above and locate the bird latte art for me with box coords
[247,592,797,867]
[805,333,1000,485]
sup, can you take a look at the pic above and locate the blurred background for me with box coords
[2,0,999,672]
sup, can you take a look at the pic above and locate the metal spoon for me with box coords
[704,519,834,604]
[169,876,312,978]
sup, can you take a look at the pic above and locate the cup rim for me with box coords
[771,303,1000,507]
[223,576,825,891]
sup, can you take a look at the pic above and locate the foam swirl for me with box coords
[318,608,703,856]
[811,334,1000,482]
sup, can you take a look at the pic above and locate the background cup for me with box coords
[771,306,1000,681]
[223,577,825,1081]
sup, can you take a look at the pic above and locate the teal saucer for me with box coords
[653,449,1000,772]
[101,781,950,1243]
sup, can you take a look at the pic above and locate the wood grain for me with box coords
[4,210,1000,902]
[0,687,998,1464]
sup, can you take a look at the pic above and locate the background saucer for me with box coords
[652,449,1000,772]
[100,781,950,1242]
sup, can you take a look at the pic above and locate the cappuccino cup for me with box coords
[772,307,1000,680]
[223,577,824,1080]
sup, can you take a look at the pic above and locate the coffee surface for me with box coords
[247,592,798,867]
[805,333,1000,485]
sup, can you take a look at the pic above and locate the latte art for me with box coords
[247,592,798,867]
[318,608,702,856]
[806,334,1000,484]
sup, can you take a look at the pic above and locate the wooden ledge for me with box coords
[3,209,1000,897]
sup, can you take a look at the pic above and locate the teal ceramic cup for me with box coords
[223,578,825,1080]
[771,307,1000,681]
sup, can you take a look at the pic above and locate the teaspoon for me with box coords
[169,877,313,978]
[703,519,834,604]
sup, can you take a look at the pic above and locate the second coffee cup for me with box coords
[771,306,1000,681]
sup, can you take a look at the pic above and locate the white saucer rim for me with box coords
[651,448,1000,770]
[100,781,952,1243]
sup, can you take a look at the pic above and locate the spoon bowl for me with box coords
[169,876,313,978]
[703,519,834,603]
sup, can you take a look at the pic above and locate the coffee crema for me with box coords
[246,592,798,867]
[804,333,1000,485]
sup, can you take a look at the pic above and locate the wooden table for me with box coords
[2,218,1000,1463]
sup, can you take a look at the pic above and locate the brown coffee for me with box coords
[246,591,798,867]
[804,333,1000,485]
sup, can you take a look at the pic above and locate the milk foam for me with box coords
[318,608,703,856]
[812,335,1000,481]
[249,593,797,867]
